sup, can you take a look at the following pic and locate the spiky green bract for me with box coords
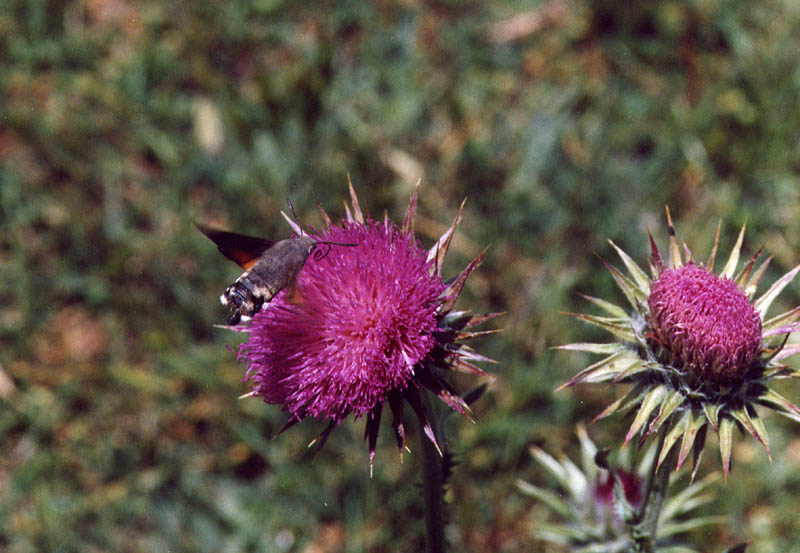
[517,425,722,552]
[560,209,800,480]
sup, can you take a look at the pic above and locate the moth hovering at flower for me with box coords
[196,223,356,325]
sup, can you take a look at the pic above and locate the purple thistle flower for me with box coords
[560,208,800,479]
[233,185,495,467]
[241,220,445,422]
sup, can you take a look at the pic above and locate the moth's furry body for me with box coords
[220,235,316,324]
[198,222,356,325]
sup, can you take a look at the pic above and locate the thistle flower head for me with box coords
[518,425,720,551]
[648,264,762,385]
[242,220,445,422]
[561,208,800,479]
[235,184,495,466]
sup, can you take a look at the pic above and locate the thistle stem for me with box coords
[418,397,446,553]
[631,431,675,553]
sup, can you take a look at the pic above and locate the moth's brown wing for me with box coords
[195,223,276,270]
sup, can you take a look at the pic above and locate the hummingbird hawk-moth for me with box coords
[197,223,356,325]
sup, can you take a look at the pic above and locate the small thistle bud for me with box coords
[519,426,720,550]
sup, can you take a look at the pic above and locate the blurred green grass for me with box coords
[2,1,800,551]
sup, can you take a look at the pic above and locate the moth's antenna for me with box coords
[287,198,301,224]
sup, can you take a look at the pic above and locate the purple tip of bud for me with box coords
[648,264,763,384]
[594,469,643,510]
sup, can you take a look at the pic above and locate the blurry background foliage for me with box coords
[2,0,800,551]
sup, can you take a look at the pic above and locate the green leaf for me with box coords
[559,351,637,389]
[528,447,570,487]
[515,480,577,520]
[608,239,651,295]
[690,424,708,482]
[754,263,800,319]
[611,359,648,383]
[677,412,707,470]
[729,406,771,459]
[745,256,772,298]
[532,522,589,544]
[658,515,725,537]
[661,473,718,520]
[568,312,637,342]
[602,259,648,310]
[625,385,668,445]
[577,423,599,481]
[593,383,646,422]
[612,470,637,522]
[756,387,800,422]
[556,342,625,355]
[734,247,761,290]
[658,409,689,470]
[719,416,735,480]
[762,305,800,333]
[647,389,685,436]
[562,456,590,499]
[702,402,722,432]
[581,294,630,318]
[665,206,684,268]
[705,220,722,272]
[721,222,746,280]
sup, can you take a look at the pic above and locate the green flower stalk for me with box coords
[560,208,800,480]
